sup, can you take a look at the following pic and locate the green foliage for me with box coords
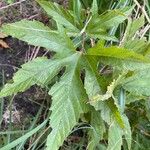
[125,15,145,41]
[107,121,123,150]
[2,20,75,55]
[37,0,80,34]
[5,0,15,4]
[87,110,105,150]
[123,68,150,96]
[91,0,98,15]
[0,57,63,97]
[0,0,150,149]
[0,120,48,150]
[46,53,89,150]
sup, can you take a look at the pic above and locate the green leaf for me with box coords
[97,144,107,150]
[126,15,145,41]
[73,0,82,21]
[126,93,146,104]
[37,0,79,33]
[144,44,150,56]
[0,57,62,98]
[68,0,73,10]
[80,0,92,8]
[119,88,125,113]
[101,57,150,71]
[87,44,150,70]
[123,115,132,150]
[0,120,47,150]
[107,121,122,150]
[0,1,146,149]
[88,45,150,63]
[107,100,125,128]
[2,20,75,55]
[90,73,125,103]
[99,7,133,29]
[87,6,133,31]
[86,6,133,41]
[91,99,124,128]
[107,115,131,150]
[122,68,150,96]
[87,110,106,150]
[87,31,119,42]
[84,56,104,99]
[108,115,131,150]
[125,39,149,53]
[145,100,150,121]
[91,0,98,15]
[46,53,89,150]
[83,55,124,128]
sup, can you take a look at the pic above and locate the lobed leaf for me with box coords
[46,53,89,150]
[87,110,106,150]
[90,73,125,103]
[83,55,124,128]
[0,1,140,149]
[88,45,150,63]
[126,15,145,41]
[0,57,62,98]
[37,0,79,33]
[107,121,123,150]
[84,55,104,99]
[87,6,133,31]
[83,56,106,149]
[107,115,131,150]
[87,31,119,42]
[126,93,146,104]
[2,20,75,55]
[88,44,150,70]
[98,7,133,29]
[122,68,150,96]
[125,39,149,53]
[86,6,133,41]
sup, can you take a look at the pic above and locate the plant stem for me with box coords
[133,0,150,23]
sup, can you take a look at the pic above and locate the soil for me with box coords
[0,0,48,129]
[0,0,70,131]
[0,0,83,149]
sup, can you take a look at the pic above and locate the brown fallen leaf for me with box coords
[0,39,9,48]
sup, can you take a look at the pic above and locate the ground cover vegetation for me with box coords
[0,0,150,149]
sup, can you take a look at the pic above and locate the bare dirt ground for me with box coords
[0,0,47,133]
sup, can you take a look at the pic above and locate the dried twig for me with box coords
[133,0,150,23]
[0,0,26,11]
[28,14,39,20]
[140,24,150,38]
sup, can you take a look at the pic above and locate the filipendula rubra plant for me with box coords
[0,0,150,149]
